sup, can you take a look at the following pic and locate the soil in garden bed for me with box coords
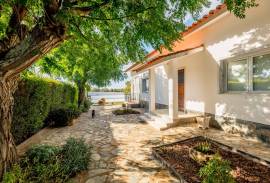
[153,136,270,183]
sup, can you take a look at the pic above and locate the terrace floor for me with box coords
[17,105,270,183]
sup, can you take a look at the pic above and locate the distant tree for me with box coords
[124,81,131,95]
[0,0,258,178]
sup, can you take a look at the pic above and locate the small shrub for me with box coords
[24,145,66,182]
[2,138,91,183]
[81,99,91,112]
[98,98,106,105]
[2,164,29,183]
[26,145,61,164]
[112,109,140,115]
[61,138,91,176]
[194,141,212,154]
[45,108,79,127]
[199,154,235,183]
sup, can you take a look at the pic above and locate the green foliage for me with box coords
[12,76,78,145]
[124,81,131,95]
[26,145,61,164]
[112,109,140,115]
[61,138,91,177]
[199,154,235,183]
[1,164,28,183]
[194,141,211,154]
[224,0,258,18]
[2,138,91,183]
[45,108,80,127]
[81,99,91,112]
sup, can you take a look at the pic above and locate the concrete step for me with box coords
[160,117,197,131]
[140,112,199,131]
[139,113,170,130]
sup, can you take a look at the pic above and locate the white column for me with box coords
[166,63,178,121]
[149,68,156,113]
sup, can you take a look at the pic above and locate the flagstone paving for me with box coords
[17,105,270,183]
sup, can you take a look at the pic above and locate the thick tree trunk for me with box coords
[0,74,19,178]
[0,23,66,178]
[78,85,86,108]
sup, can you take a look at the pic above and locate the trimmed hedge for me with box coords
[45,108,81,127]
[12,76,78,145]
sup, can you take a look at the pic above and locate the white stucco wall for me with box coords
[155,66,169,105]
[168,0,270,125]
[131,71,149,102]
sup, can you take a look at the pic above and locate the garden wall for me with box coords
[12,76,78,144]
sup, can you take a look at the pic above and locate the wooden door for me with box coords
[178,69,185,111]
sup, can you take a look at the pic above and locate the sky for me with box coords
[108,0,221,89]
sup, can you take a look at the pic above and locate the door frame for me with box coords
[177,67,185,111]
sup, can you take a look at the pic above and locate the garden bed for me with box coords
[112,109,140,115]
[152,136,270,183]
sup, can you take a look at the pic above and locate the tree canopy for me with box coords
[0,0,258,77]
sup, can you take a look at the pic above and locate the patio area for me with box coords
[17,105,270,183]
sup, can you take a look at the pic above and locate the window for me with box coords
[227,59,248,91]
[142,78,149,93]
[253,54,270,91]
[224,52,270,92]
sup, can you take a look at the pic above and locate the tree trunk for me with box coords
[0,23,66,178]
[0,74,19,178]
[78,85,86,108]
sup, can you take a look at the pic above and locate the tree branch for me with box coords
[70,19,88,40]
[0,23,66,78]
[82,6,155,21]
[68,0,110,16]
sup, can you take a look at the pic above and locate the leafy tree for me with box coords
[124,81,131,95]
[0,0,257,178]
[37,37,126,108]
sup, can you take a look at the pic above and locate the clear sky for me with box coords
[108,0,221,89]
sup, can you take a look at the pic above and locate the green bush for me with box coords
[1,164,29,183]
[2,138,91,183]
[81,99,91,112]
[45,108,80,127]
[61,138,91,176]
[194,141,212,154]
[12,76,78,144]
[26,145,61,164]
[199,154,235,183]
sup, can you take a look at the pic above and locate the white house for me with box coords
[126,0,270,143]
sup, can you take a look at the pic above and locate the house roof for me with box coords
[126,4,227,72]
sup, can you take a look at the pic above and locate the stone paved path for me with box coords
[17,105,270,183]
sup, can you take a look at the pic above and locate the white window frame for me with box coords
[223,49,270,94]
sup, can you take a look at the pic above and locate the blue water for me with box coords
[88,92,125,103]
